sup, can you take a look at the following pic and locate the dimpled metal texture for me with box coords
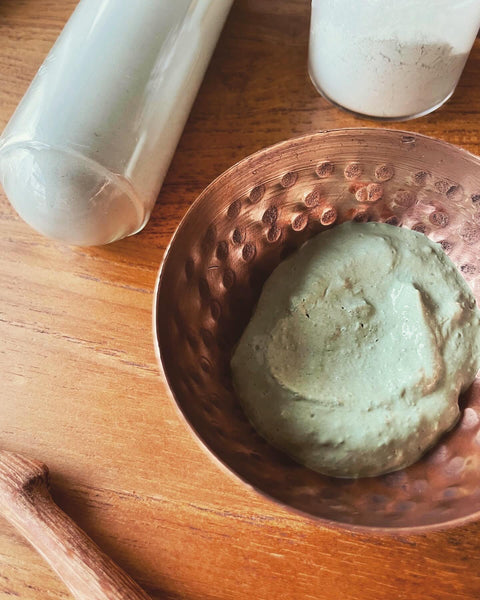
[154,129,480,532]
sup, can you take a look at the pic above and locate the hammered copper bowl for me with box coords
[154,129,480,532]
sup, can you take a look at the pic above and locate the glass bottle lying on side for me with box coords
[0,0,233,246]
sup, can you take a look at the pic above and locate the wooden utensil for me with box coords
[0,451,152,600]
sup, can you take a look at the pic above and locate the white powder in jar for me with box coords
[310,38,468,119]
[309,0,480,119]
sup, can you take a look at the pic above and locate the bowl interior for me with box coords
[155,129,480,531]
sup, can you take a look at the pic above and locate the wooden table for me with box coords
[2,1,480,598]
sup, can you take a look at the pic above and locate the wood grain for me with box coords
[1,1,480,599]
[0,451,151,600]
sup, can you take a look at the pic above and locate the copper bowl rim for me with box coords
[152,128,480,535]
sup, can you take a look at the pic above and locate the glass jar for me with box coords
[309,0,480,121]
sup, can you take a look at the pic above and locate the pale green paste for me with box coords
[231,221,480,478]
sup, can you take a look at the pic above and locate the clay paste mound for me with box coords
[231,222,480,478]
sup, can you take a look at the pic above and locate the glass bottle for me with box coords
[0,0,233,245]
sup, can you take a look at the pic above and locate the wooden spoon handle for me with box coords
[0,451,151,600]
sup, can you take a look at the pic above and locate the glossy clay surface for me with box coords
[231,222,480,479]
[155,129,480,531]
